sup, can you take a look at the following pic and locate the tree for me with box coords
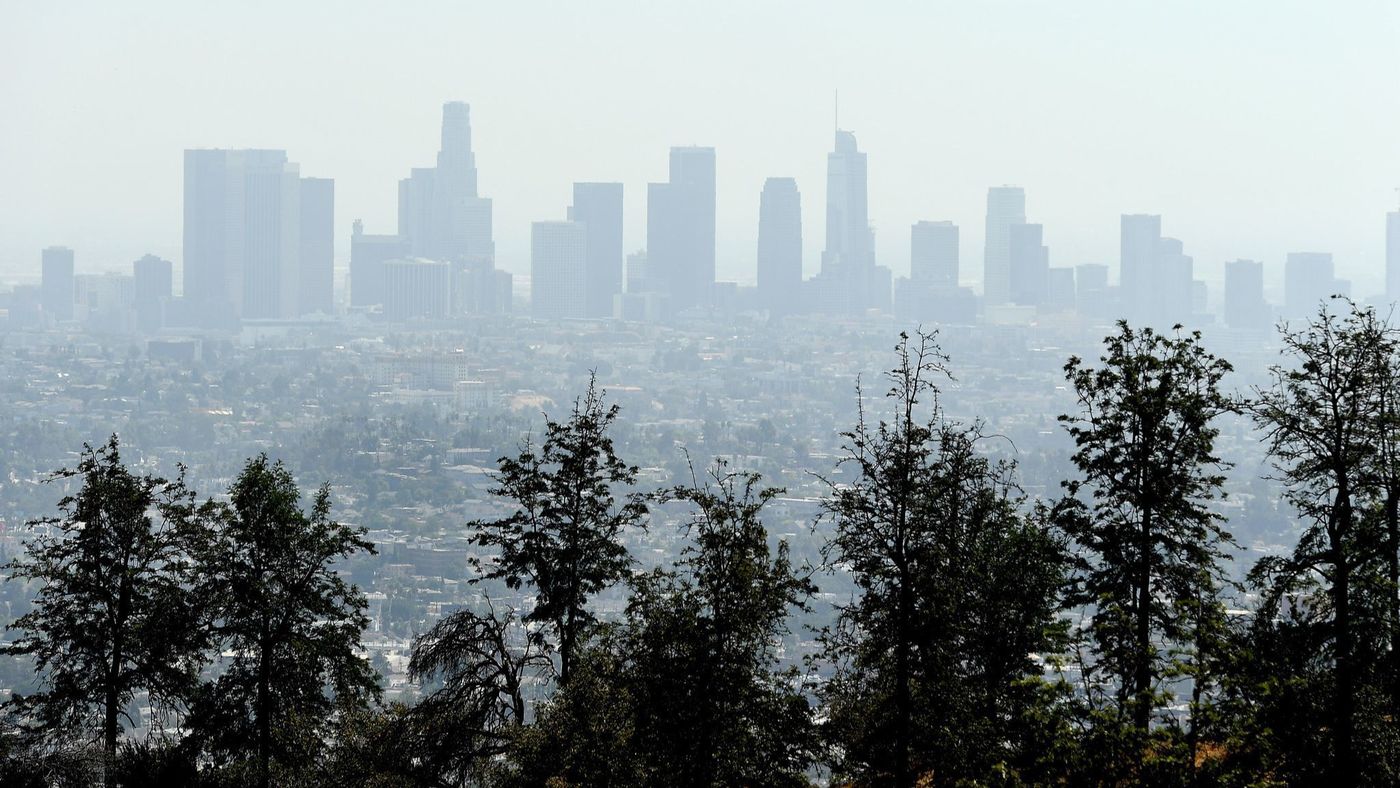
[469,375,647,685]
[401,601,550,785]
[2,436,210,787]
[622,461,816,786]
[1057,321,1234,779]
[820,331,1068,786]
[188,454,378,788]
[1245,301,1395,784]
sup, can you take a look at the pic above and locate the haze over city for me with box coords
[5,0,1400,294]
[9,3,1400,786]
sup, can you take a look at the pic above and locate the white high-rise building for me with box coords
[647,146,715,311]
[569,182,624,318]
[982,186,1026,304]
[1120,213,1162,322]
[531,221,588,320]
[823,131,872,273]
[1285,252,1343,319]
[758,177,802,314]
[383,258,452,321]
[910,221,958,286]
[183,149,326,322]
[398,102,494,264]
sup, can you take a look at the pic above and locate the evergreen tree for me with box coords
[1245,301,1397,784]
[623,461,816,786]
[469,375,647,685]
[1057,321,1234,780]
[187,454,378,788]
[820,331,1068,786]
[2,436,210,787]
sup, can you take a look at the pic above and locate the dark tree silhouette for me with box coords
[403,601,550,784]
[187,454,378,788]
[469,375,647,685]
[1057,321,1234,779]
[820,331,1068,786]
[1245,301,1396,785]
[2,436,210,787]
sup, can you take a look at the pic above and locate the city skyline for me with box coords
[5,2,1400,294]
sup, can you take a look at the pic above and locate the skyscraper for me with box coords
[982,187,1026,304]
[646,146,715,311]
[183,149,314,322]
[1387,209,1400,304]
[383,259,452,321]
[1284,252,1339,319]
[569,182,624,318]
[1223,259,1268,330]
[531,221,588,320]
[398,102,495,264]
[298,177,334,316]
[40,246,75,322]
[350,220,411,308]
[757,177,802,315]
[1008,223,1048,307]
[810,130,890,314]
[133,254,173,332]
[1153,237,1194,327]
[823,131,872,273]
[910,221,957,286]
[1120,213,1162,322]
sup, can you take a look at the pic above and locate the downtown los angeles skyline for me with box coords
[4,1,1400,294]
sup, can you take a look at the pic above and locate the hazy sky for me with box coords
[3,0,1399,296]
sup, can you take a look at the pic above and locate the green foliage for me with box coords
[1240,301,1400,785]
[1057,321,1235,781]
[2,436,211,783]
[186,454,378,787]
[819,331,1070,786]
[400,602,550,784]
[469,374,648,685]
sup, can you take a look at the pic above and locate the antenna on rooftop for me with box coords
[834,89,839,132]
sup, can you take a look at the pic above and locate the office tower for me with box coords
[626,251,650,294]
[398,102,495,265]
[1223,259,1269,330]
[1120,214,1162,321]
[811,130,890,313]
[1284,252,1338,319]
[383,258,451,321]
[40,246,75,321]
[982,187,1027,304]
[1153,237,1194,326]
[647,146,716,311]
[910,221,958,286]
[350,220,411,308]
[184,149,313,322]
[531,221,588,320]
[75,273,136,331]
[1076,264,1109,296]
[757,177,802,315]
[133,254,173,331]
[1388,210,1400,304]
[1047,268,1077,312]
[298,177,334,316]
[823,131,872,272]
[569,182,624,318]
[1008,223,1049,307]
[1192,280,1209,318]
